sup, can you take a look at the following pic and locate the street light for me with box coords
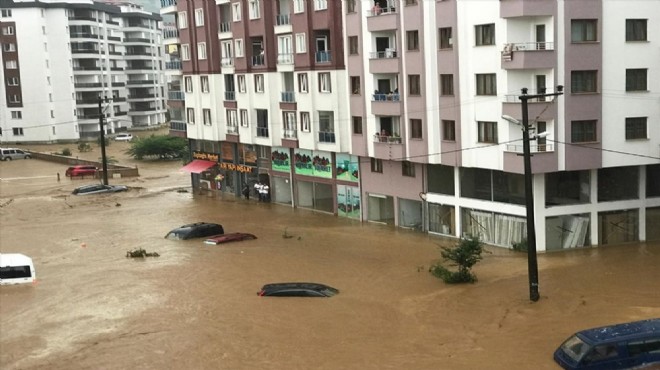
[503,86,563,302]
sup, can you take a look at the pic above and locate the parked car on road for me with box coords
[0,253,36,285]
[114,133,133,142]
[72,184,128,195]
[554,318,660,369]
[165,222,224,240]
[257,283,339,297]
[65,165,97,178]
[1,148,31,161]
[204,233,257,245]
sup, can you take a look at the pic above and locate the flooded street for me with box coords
[1,143,659,370]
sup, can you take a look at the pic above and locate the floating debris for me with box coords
[126,248,160,258]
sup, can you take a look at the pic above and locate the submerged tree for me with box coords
[429,235,487,284]
[125,135,187,160]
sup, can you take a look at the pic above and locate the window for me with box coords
[300,112,310,132]
[181,44,190,60]
[476,73,496,95]
[319,72,331,92]
[184,76,193,92]
[371,158,383,173]
[195,8,204,26]
[293,0,304,14]
[410,119,422,139]
[295,33,307,53]
[402,161,415,177]
[626,69,647,91]
[318,111,335,143]
[626,19,647,41]
[475,24,495,46]
[2,26,14,35]
[571,70,597,93]
[235,39,244,57]
[348,36,358,55]
[249,0,260,19]
[478,121,498,143]
[571,19,597,42]
[1,9,12,17]
[232,3,241,22]
[51,110,55,118]
[350,76,360,95]
[408,75,421,95]
[407,30,419,51]
[571,120,597,143]
[315,0,327,11]
[347,0,356,13]
[352,116,363,135]
[12,127,24,136]
[405,0,417,4]
[440,74,453,96]
[439,27,452,49]
[7,77,19,86]
[283,111,297,135]
[227,109,238,129]
[11,111,22,119]
[237,75,246,93]
[625,117,647,140]
[240,109,249,127]
[203,109,211,125]
[197,42,207,60]
[201,76,209,93]
[9,94,20,103]
[255,74,264,93]
[2,43,15,52]
[443,120,456,141]
[5,60,17,69]
[178,11,187,28]
[187,108,195,124]
[298,73,308,93]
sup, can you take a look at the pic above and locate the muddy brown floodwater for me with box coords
[1,142,659,370]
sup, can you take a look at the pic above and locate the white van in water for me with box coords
[0,253,36,285]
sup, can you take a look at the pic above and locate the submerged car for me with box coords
[257,283,339,297]
[204,233,257,245]
[554,318,660,369]
[114,133,133,142]
[165,222,224,240]
[72,184,128,195]
[65,165,97,177]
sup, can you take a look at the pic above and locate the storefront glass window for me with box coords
[545,170,590,206]
[428,203,455,235]
[271,176,292,205]
[647,164,660,198]
[598,209,639,245]
[545,214,590,250]
[598,166,639,202]
[493,171,525,205]
[427,164,454,195]
[398,198,422,229]
[646,207,660,241]
[337,185,360,219]
[367,194,395,225]
[461,208,526,247]
[460,168,491,201]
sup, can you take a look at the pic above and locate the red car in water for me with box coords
[203,233,257,245]
[65,165,98,178]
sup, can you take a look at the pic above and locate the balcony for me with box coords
[369,50,399,74]
[373,135,404,160]
[277,53,294,65]
[163,28,179,39]
[501,42,555,70]
[227,125,239,135]
[224,91,236,101]
[256,127,269,137]
[70,33,99,39]
[126,80,155,85]
[318,131,335,143]
[502,91,557,121]
[168,91,185,100]
[373,134,402,144]
[170,120,186,132]
[367,6,398,32]
[283,129,297,139]
[500,0,555,18]
[160,0,176,7]
[221,57,234,67]
[275,14,291,26]
[505,143,554,153]
[74,82,103,88]
[252,54,265,66]
[73,66,101,71]
[281,91,295,103]
[315,51,332,63]
[218,22,232,39]
[165,60,182,70]
[124,37,151,44]
[371,93,402,116]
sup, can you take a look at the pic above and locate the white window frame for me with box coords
[227,109,239,128]
[255,74,264,93]
[235,39,244,57]
[295,33,307,53]
[1,9,12,17]
[13,127,24,136]
[194,8,204,26]
[237,75,246,93]
[2,26,14,35]
[187,108,195,124]
[2,43,15,52]
[284,111,296,131]
[181,44,190,60]
[5,60,17,69]
[178,11,187,29]
[232,3,241,21]
[240,109,249,127]
[184,76,193,92]
[300,112,310,132]
[315,0,327,11]
[7,77,18,86]
[249,0,261,19]
[298,73,308,93]
[197,42,207,60]
[203,108,211,125]
[11,111,22,119]
[319,72,331,93]
[293,0,304,14]
[201,76,209,93]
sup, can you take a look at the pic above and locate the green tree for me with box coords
[125,135,187,160]
[429,235,487,284]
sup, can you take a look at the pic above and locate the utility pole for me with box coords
[98,97,109,185]
[518,86,563,302]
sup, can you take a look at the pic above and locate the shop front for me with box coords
[191,143,261,197]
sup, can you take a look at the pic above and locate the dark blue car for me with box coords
[554,318,660,369]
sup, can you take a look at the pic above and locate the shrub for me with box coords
[77,142,92,152]
[512,239,528,252]
[61,148,72,156]
[429,235,487,284]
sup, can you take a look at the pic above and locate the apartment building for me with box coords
[171,0,658,251]
[160,0,185,138]
[0,0,166,144]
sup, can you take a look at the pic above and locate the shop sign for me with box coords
[271,147,290,173]
[336,154,359,183]
[294,149,314,176]
[294,149,332,178]
[219,162,253,173]
[193,151,219,162]
[312,150,332,179]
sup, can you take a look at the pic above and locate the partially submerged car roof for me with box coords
[261,282,338,292]
[577,318,660,344]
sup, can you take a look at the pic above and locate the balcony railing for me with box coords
[163,28,179,38]
[503,42,555,53]
[281,91,295,102]
[318,131,335,143]
[72,49,99,54]
[70,33,99,39]
[225,91,236,101]
[168,91,185,100]
[506,144,554,153]
[252,54,265,66]
[372,93,400,101]
[368,5,397,17]
[165,60,182,70]
[256,127,269,137]
[374,134,402,144]
[219,22,231,33]
[221,57,234,67]
[74,83,102,88]
[277,53,294,65]
[503,92,556,103]
[315,51,332,63]
[126,80,155,85]
[283,129,297,139]
[125,37,151,43]
[370,49,397,59]
[227,125,239,134]
[276,14,291,26]
[160,0,176,7]
[170,120,186,132]
[73,66,101,71]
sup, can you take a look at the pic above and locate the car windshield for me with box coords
[165,231,187,240]
[560,335,592,362]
